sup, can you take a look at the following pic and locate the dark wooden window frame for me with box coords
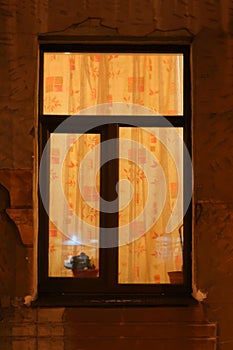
[38,43,193,306]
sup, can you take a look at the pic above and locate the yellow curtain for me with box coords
[43,53,183,115]
[118,127,183,283]
[45,53,183,282]
[49,133,100,277]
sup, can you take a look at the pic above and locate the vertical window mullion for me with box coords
[103,124,119,287]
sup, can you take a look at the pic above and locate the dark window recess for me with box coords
[38,43,192,305]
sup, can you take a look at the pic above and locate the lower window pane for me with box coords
[118,127,183,284]
[48,133,100,277]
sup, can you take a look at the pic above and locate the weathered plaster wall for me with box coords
[0,0,233,349]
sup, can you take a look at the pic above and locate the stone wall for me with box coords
[0,0,233,349]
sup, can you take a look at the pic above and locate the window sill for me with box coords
[32,294,198,308]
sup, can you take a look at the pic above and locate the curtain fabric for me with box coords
[44,53,183,116]
[49,133,100,277]
[45,53,183,283]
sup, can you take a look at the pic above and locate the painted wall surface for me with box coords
[0,0,233,349]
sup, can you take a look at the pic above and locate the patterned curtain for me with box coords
[118,127,183,283]
[49,133,100,277]
[44,53,183,283]
[44,53,183,115]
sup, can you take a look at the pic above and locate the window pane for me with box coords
[118,127,183,284]
[48,133,100,277]
[43,53,183,116]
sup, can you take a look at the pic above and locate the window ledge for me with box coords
[32,294,198,308]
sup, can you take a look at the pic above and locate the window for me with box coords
[38,44,192,304]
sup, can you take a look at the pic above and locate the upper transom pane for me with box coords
[43,53,183,116]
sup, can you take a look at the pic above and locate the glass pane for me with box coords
[118,127,183,284]
[43,53,183,116]
[48,133,100,277]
